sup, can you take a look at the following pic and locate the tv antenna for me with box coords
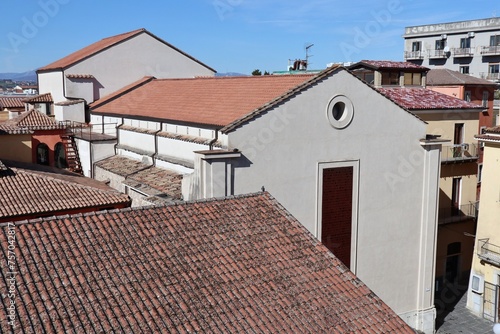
[305,43,314,67]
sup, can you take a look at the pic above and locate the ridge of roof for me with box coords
[38,28,216,73]
[3,109,62,130]
[221,66,343,133]
[350,60,429,71]
[89,76,156,109]
[427,68,498,86]
[38,28,146,71]
[22,92,53,103]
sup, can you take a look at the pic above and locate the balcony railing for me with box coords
[452,47,474,57]
[441,143,478,162]
[478,238,500,267]
[480,45,500,55]
[59,121,117,141]
[404,50,424,60]
[428,49,447,59]
[439,201,478,224]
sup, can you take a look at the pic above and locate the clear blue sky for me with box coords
[1,0,499,75]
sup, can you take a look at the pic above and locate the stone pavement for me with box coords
[436,290,495,334]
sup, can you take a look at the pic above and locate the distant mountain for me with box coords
[215,72,247,77]
[0,71,37,82]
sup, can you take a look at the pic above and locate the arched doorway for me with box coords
[54,142,68,168]
[36,143,49,165]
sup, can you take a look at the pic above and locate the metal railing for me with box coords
[480,45,500,55]
[58,121,117,140]
[452,47,473,57]
[404,50,424,59]
[478,238,500,267]
[438,201,478,223]
[428,49,447,58]
[441,143,478,162]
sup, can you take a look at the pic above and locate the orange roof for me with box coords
[91,74,316,127]
[38,28,215,72]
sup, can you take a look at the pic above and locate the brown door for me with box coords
[321,167,353,269]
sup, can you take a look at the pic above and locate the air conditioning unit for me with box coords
[441,34,447,39]
[471,274,484,294]
[468,32,475,38]
[462,143,469,150]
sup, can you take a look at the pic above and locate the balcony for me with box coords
[404,50,424,60]
[452,47,474,57]
[480,45,500,55]
[441,143,478,163]
[59,121,117,141]
[477,238,500,267]
[428,49,447,59]
[439,202,478,224]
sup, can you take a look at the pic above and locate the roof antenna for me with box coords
[305,43,314,68]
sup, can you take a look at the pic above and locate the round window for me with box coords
[327,95,354,129]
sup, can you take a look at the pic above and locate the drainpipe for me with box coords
[209,129,219,150]
[152,122,162,166]
[114,118,124,155]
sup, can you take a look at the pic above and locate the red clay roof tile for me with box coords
[377,87,485,110]
[0,160,131,221]
[0,192,413,333]
[0,96,26,109]
[91,74,316,127]
[1,109,62,131]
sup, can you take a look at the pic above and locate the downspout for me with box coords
[209,129,219,150]
[152,122,162,166]
[114,118,124,154]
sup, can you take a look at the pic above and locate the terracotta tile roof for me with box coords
[54,99,85,106]
[38,28,215,73]
[427,68,498,86]
[377,87,485,111]
[22,92,53,103]
[95,155,183,200]
[0,160,131,221]
[350,60,429,71]
[476,126,500,141]
[0,192,414,333]
[91,74,317,127]
[0,96,25,109]
[1,109,63,131]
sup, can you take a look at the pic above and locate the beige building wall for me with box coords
[0,135,32,163]
[467,140,500,317]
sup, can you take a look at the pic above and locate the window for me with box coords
[460,37,471,49]
[490,35,500,46]
[478,163,483,183]
[435,39,446,50]
[464,91,471,102]
[460,66,470,74]
[54,142,68,168]
[381,71,399,85]
[412,41,421,52]
[404,72,421,86]
[482,91,489,107]
[36,143,49,165]
[327,95,354,129]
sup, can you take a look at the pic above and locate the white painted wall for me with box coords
[38,71,65,102]
[66,32,215,102]
[65,78,95,102]
[217,69,438,332]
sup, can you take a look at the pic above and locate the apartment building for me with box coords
[403,17,500,81]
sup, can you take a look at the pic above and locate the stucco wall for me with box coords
[38,71,65,103]
[66,32,215,102]
[223,69,435,327]
[0,135,31,162]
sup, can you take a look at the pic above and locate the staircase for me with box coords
[60,132,83,175]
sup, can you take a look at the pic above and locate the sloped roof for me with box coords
[349,60,429,71]
[427,68,498,86]
[0,192,414,333]
[95,155,182,200]
[0,160,131,221]
[0,96,25,109]
[0,109,62,131]
[38,28,215,73]
[22,92,53,103]
[377,87,485,111]
[91,73,316,127]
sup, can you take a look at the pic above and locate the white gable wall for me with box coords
[224,70,438,333]
[38,71,65,102]
[66,32,215,102]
